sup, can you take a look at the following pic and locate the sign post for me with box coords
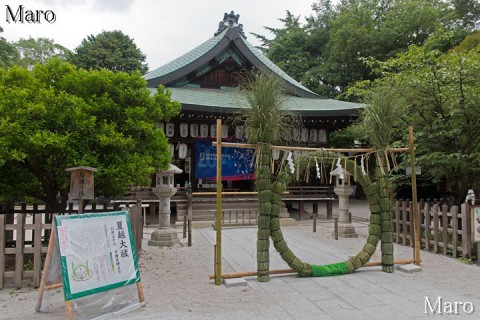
[65,166,98,214]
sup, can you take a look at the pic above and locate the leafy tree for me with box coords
[0,59,180,212]
[347,34,480,203]
[256,0,474,98]
[14,37,72,69]
[69,30,148,74]
[0,26,19,68]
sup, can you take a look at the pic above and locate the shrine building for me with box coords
[143,11,363,192]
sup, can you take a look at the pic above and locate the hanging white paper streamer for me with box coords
[287,152,295,174]
[361,155,367,175]
[315,158,321,179]
[332,158,344,180]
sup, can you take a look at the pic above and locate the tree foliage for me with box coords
[69,30,148,74]
[346,34,480,203]
[254,0,479,98]
[14,37,72,69]
[0,26,19,69]
[0,59,180,210]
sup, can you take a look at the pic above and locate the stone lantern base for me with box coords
[336,223,358,238]
[148,228,180,247]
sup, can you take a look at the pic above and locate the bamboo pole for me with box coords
[409,126,421,266]
[215,119,222,286]
[212,141,410,153]
[208,259,418,280]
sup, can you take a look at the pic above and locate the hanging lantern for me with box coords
[166,123,175,137]
[221,125,229,138]
[180,123,188,138]
[318,129,327,143]
[169,143,175,159]
[210,124,217,138]
[200,124,209,137]
[284,129,292,141]
[245,127,250,140]
[178,143,188,159]
[272,149,280,161]
[301,128,309,142]
[156,122,165,132]
[309,129,317,142]
[190,123,199,137]
[235,126,244,139]
[293,129,300,141]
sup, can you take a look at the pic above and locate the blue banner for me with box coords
[195,140,255,180]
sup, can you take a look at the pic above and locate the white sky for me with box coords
[2,0,318,71]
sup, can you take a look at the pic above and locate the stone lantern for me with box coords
[331,164,357,238]
[148,164,183,247]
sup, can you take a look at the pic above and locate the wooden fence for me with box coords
[0,201,144,289]
[393,200,473,259]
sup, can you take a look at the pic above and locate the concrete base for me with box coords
[148,228,180,247]
[334,223,358,238]
[223,278,248,287]
[396,263,423,273]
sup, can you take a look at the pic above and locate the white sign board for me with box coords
[55,211,140,301]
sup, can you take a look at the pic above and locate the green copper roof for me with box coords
[144,28,228,81]
[238,36,316,96]
[150,87,363,116]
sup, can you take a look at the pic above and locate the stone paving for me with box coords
[196,227,480,320]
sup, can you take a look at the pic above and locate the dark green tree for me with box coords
[70,30,148,74]
[0,59,180,212]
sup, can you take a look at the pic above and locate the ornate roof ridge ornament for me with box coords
[214,10,246,38]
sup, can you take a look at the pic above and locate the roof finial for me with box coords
[214,10,246,38]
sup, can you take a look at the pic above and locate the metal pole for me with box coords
[187,185,193,247]
[409,126,421,266]
[215,119,223,285]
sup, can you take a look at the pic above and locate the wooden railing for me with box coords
[210,209,259,228]
[284,186,336,220]
[393,200,473,258]
[0,201,144,289]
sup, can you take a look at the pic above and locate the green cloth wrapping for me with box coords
[311,262,349,277]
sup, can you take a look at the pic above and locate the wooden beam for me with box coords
[212,141,410,153]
